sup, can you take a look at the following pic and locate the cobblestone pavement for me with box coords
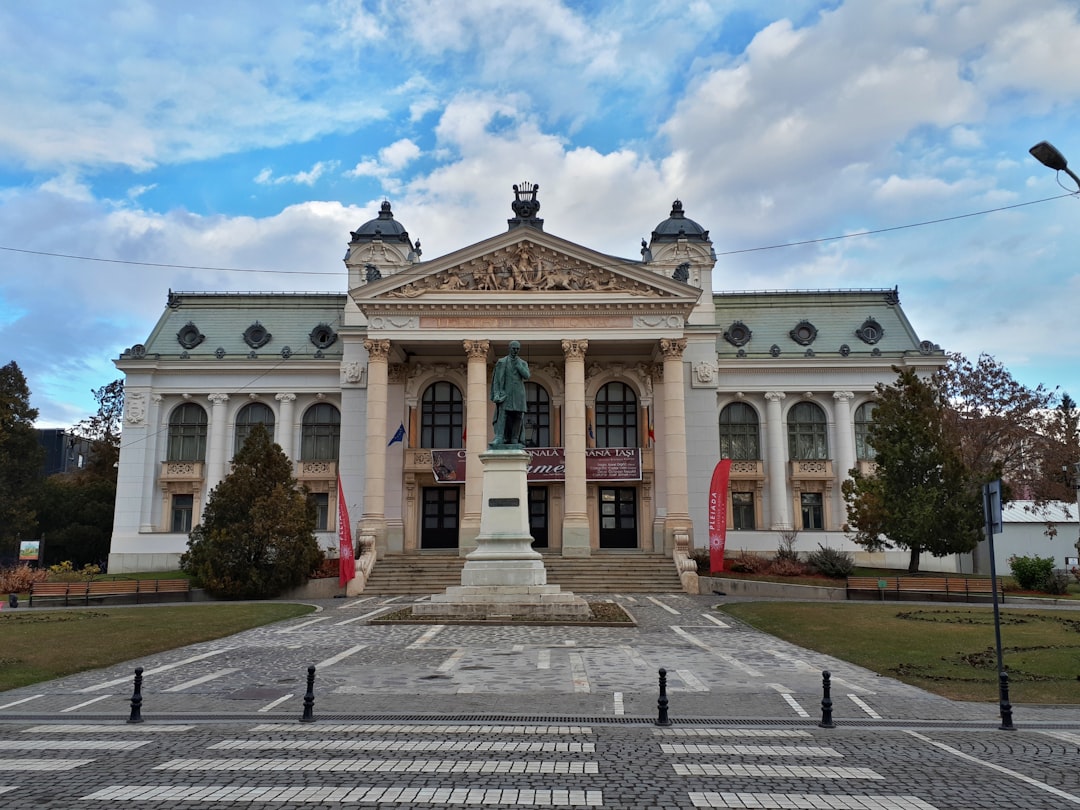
[1,592,1079,808]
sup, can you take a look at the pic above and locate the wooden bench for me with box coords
[135,579,191,602]
[847,576,1004,602]
[27,582,83,606]
[29,579,191,606]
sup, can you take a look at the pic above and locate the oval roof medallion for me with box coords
[243,322,271,349]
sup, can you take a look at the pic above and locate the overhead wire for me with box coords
[1,192,1076,281]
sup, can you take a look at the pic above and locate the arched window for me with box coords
[595,382,638,448]
[854,402,876,460]
[167,403,208,461]
[301,403,340,460]
[421,382,463,449]
[719,402,760,460]
[523,382,551,448]
[787,402,828,460]
[234,402,275,455]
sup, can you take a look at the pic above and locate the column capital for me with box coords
[561,338,588,360]
[658,337,687,359]
[363,338,391,361]
[764,391,787,403]
[208,393,229,406]
[275,392,297,404]
[833,391,855,402]
[462,339,490,360]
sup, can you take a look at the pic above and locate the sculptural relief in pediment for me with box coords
[386,241,662,298]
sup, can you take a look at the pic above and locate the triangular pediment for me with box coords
[352,228,700,310]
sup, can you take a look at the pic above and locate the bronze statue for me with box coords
[490,340,530,448]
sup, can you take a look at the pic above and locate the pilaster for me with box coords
[361,338,391,552]
[765,391,791,529]
[460,339,490,552]
[561,338,590,557]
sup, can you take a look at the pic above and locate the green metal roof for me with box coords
[713,288,939,360]
[122,292,348,362]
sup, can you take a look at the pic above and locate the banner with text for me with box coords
[431,448,642,483]
[708,459,732,574]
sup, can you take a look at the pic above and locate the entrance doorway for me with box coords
[598,486,637,548]
[421,486,459,549]
[528,486,548,548]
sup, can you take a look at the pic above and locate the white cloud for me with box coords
[255,161,340,186]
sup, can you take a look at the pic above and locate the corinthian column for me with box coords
[561,339,590,556]
[764,391,790,529]
[275,392,296,462]
[460,339,490,552]
[361,338,391,551]
[205,393,230,498]
[833,391,856,482]
[659,338,692,551]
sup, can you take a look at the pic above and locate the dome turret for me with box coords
[649,200,710,243]
[350,200,412,245]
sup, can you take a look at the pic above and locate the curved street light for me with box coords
[1029,141,1080,190]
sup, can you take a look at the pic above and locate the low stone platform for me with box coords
[412,583,591,619]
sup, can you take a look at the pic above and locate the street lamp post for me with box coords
[1029,141,1080,190]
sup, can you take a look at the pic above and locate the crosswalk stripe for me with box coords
[0,741,149,751]
[0,759,95,771]
[82,785,605,805]
[210,740,595,753]
[674,763,883,779]
[23,724,193,733]
[662,743,841,757]
[688,792,938,809]
[655,729,810,737]
[156,758,599,774]
[251,723,593,734]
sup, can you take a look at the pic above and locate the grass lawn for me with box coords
[0,603,315,692]
[719,601,1080,704]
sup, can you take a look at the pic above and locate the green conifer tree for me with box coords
[842,367,983,573]
[181,424,323,598]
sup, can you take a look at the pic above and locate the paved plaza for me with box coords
[1,592,1079,808]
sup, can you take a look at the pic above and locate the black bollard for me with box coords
[819,670,835,729]
[655,667,671,727]
[127,667,144,724]
[300,665,316,723]
[998,671,1015,731]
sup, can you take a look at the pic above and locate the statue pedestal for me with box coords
[413,449,590,620]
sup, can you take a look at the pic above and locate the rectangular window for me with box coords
[800,492,824,530]
[171,494,194,533]
[732,491,755,530]
[309,492,329,531]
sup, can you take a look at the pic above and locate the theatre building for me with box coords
[108,185,946,583]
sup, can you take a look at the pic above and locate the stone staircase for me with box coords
[362,552,683,595]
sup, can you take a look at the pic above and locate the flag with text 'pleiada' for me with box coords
[708,459,731,573]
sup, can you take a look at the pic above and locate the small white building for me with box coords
[972,500,1080,576]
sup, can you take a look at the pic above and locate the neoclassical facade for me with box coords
[108,185,946,575]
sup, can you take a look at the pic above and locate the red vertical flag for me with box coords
[707,459,732,573]
[337,476,355,587]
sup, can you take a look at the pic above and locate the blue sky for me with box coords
[2,0,1079,427]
